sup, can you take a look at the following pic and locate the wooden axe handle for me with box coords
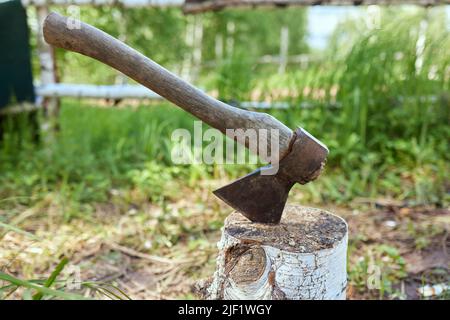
[43,12,293,161]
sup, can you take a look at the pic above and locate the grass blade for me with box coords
[32,257,69,300]
[0,221,41,241]
[0,272,89,300]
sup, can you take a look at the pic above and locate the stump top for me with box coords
[225,205,347,253]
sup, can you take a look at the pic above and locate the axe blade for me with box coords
[213,166,293,224]
[214,128,329,224]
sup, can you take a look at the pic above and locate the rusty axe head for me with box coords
[214,128,328,224]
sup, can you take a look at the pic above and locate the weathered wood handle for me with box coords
[43,12,293,161]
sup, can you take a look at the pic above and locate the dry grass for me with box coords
[1,178,448,300]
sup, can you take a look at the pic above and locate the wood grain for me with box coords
[43,12,293,162]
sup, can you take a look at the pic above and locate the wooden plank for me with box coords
[35,83,162,99]
[183,0,450,14]
[21,0,183,7]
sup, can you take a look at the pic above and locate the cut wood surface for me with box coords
[201,205,348,300]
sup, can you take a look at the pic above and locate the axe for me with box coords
[43,12,328,224]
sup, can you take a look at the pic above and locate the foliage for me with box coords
[348,244,408,299]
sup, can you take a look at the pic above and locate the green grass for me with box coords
[0,92,447,221]
[0,270,88,300]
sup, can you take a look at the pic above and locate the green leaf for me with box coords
[33,257,69,300]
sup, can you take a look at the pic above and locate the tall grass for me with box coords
[254,8,449,204]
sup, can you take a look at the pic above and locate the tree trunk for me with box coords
[200,205,348,300]
[278,26,289,74]
[36,5,60,132]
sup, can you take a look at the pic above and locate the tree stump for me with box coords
[202,205,348,300]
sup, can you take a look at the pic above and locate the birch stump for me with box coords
[202,205,348,300]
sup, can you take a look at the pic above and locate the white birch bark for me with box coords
[203,205,348,300]
[35,83,162,99]
[278,26,289,74]
[225,21,235,58]
[36,5,60,132]
[22,0,183,7]
[36,6,57,90]
[191,15,203,81]
[181,16,195,82]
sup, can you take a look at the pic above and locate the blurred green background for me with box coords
[0,5,449,300]
[5,6,448,206]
